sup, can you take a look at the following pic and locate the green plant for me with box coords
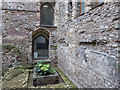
[35,61,56,76]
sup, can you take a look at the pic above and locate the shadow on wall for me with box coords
[118,62,120,88]
[2,44,28,72]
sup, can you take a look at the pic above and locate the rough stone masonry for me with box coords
[2,0,119,88]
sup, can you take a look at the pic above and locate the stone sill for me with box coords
[33,59,51,64]
[40,25,57,28]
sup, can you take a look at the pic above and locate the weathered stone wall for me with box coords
[2,2,40,64]
[57,1,119,88]
[2,2,58,69]
[2,0,119,88]
[2,43,28,71]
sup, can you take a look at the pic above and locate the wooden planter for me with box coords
[33,68,60,86]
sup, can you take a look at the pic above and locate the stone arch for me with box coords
[32,28,50,40]
[32,28,50,60]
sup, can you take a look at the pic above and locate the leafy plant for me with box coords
[35,61,56,76]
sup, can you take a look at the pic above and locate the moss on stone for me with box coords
[3,44,14,53]
[38,67,78,88]
[55,67,78,88]
[39,83,67,88]
[2,69,29,88]
[118,62,120,67]
[25,43,32,48]
[14,63,34,70]
[28,67,78,88]
[2,44,24,57]
[2,43,28,64]
[2,68,24,81]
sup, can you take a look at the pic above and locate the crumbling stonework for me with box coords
[2,0,119,88]
[2,2,58,67]
[2,2,40,64]
[57,1,119,88]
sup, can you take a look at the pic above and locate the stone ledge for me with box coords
[40,25,57,28]
[1,8,39,12]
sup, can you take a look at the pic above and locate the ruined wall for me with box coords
[2,2,58,69]
[2,2,40,69]
[57,1,119,88]
[2,0,119,88]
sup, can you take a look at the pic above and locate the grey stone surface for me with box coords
[57,1,119,88]
[2,0,119,88]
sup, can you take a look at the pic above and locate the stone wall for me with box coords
[2,2,58,69]
[2,44,28,71]
[2,2,40,64]
[57,1,119,88]
[2,0,119,88]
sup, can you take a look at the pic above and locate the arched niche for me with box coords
[32,29,49,60]
[40,3,54,25]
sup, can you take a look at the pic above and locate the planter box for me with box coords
[33,68,60,86]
